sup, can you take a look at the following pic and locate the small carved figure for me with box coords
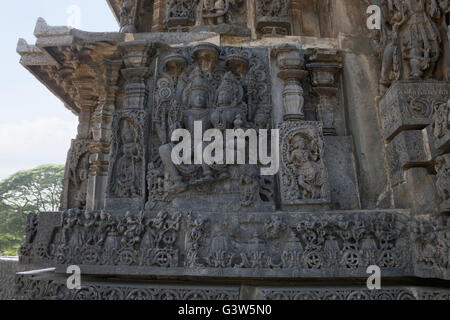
[95,211,113,246]
[118,212,145,248]
[435,155,450,202]
[24,212,38,244]
[196,0,242,25]
[185,214,207,267]
[210,72,246,130]
[116,119,143,197]
[61,210,77,246]
[79,211,97,245]
[378,0,404,93]
[240,170,260,207]
[401,0,441,79]
[432,100,449,138]
[288,134,325,200]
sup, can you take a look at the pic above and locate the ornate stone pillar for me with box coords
[119,41,153,109]
[86,59,122,211]
[106,41,154,210]
[307,49,342,136]
[273,44,308,121]
[272,45,331,211]
[60,62,97,210]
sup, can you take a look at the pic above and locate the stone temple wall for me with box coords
[12,0,450,300]
[0,257,22,300]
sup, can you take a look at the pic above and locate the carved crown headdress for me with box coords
[182,67,211,106]
[216,71,244,107]
[189,67,210,93]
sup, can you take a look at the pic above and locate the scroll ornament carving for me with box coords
[166,0,197,30]
[15,275,239,300]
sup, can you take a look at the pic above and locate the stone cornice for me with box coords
[106,0,122,25]
[17,18,125,116]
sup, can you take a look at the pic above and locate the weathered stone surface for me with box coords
[380,81,449,142]
[14,272,450,300]
[386,129,434,186]
[14,0,450,300]
[429,99,450,154]
[392,168,440,216]
[0,257,26,300]
[323,136,360,210]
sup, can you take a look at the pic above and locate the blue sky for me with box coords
[0,1,118,180]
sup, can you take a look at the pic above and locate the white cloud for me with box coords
[0,117,77,180]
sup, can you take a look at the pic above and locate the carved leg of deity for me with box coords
[408,47,425,79]
[159,144,188,193]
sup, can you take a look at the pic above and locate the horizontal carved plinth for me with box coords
[15,272,450,300]
[17,210,450,281]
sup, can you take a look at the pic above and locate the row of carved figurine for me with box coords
[18,210,449,272]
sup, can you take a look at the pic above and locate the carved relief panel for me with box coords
[148,43,274,212]
[278,121,330,208]
[107,110,148,207]
[375,0,450,94]
[61,139,92,210]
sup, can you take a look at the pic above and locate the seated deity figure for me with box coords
[288,134,324,200]
[159,67,215,193]
[116,119,143,197]
[210,71,246,130]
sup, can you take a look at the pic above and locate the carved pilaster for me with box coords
[307,49,342,136]
[119,40,153,110]
[86,59,123,211]
[272,44,307,121]
[105,41,154,210]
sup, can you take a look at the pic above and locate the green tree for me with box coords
[0,164,64,255]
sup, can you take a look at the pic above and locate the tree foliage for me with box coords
[0,164,64,255]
